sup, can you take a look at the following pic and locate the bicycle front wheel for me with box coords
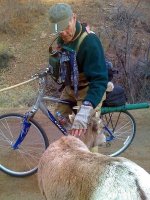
[0,113,49,177]
[95,111,136,157]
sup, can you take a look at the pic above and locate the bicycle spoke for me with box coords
[0,143,11,149]
[114,122,131,132]
[114,129,132,136]
[0,129,12,144]
[97,111,136,156]
[114,136,129,141]
[19,146,44,160]
[0,119,14,140]
[19,147,39,160]
[17,149,36,170]
[0,113,48,177]
[21,145,45,153]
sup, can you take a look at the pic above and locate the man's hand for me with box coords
[71,105,94,137]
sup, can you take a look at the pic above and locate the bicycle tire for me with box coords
[92,111,136,157]
[0,113,49,177]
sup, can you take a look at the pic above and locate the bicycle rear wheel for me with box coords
[0,113,49,177]
[94,111,136,157]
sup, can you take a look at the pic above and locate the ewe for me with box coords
[38,136,150,200]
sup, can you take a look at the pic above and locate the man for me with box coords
[48,3,108,138]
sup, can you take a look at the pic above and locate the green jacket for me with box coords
[58,21,108,108]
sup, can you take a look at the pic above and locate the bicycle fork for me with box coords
[12,112,33,150]
[104,125,115,142]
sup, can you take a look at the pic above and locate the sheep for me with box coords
[67,110,107,149]
[38,136,150,200]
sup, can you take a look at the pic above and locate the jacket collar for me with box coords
[71,21,82,42]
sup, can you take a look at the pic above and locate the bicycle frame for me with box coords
[12,74,69,149]
[12,73,114,149]
[12,69,149,150]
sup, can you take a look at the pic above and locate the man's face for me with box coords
[60,14,76,43]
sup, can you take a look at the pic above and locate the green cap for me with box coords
[48,3,73,34]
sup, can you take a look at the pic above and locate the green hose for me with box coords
[101,102,150,114]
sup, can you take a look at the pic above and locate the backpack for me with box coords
[103,85,127,107]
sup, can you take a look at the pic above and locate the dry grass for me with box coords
[0,0,45,35]
[0,84,37,108]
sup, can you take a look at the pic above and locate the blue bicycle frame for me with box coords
[12,75,70,149]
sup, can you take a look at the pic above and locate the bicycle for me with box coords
[0,68,149,177]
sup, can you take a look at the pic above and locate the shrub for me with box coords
[102,1,150,103]
[0,43,14,70]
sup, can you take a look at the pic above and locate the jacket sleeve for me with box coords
[77,33,108,108]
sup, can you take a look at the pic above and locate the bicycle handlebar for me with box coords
[32,67,50,79]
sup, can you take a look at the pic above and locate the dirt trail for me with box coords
[0,108,150,200]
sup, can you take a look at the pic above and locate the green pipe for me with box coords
[101,102,150,114]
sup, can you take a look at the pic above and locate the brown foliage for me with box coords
[0,0,45,34]
[103,1,150,103]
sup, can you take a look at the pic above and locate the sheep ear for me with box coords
[69,113,75,123]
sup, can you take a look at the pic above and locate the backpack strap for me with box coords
[75,31,88,53]
[62,31,88,53]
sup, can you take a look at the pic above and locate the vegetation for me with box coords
[0,84,37,108]
[102,0,150,102]
[0,0,45,35]
[0,43,14,70]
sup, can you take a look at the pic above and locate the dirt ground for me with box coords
[0,108,150,200]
